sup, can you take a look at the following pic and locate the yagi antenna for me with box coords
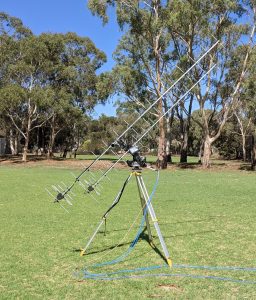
[47,40,219,205]
[83,63,217,193]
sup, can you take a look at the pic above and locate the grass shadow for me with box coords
[176,162,201,169]
[0,155,10,162]
[164,229,216,239]
[103,217,222,234]
[0,154,46,163]
[239,163,253,171]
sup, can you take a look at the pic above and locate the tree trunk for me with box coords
[242,133,246,162]
[180,130,189,163]
[202,136,213,168]
[62,147,68,158]
[47,147,53,159]
[41,127,45,152]
[35,128,40,155]
[14,134,19,155]
[198,139,204,164]
[22,135,29,162]
[9,129,15,155]
[153,2,167,170]
[156,115,167,169]
[47,129,56,159]
[165,113,172,163]
[179,95,193,163]
[9,129,18,155]
[155,63,167,169]
[22,116,31,162]
[155,80,167,169]
[251,132,256,171]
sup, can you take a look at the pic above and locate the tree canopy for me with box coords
[0,3,256,169]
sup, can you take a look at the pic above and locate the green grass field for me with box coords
[0,163,255,299]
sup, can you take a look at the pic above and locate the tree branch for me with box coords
[7,113,26,139]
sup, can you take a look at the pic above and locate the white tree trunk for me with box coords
[9,129,18,155]
[165,114,172,163]
[22,136,29,162]
[242,134,246,162]
[202,135,213,168]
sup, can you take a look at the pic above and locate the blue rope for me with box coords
[81,263,256,284]
[173,264,256,272]
[82,271,256,284]
[83,263,256,277]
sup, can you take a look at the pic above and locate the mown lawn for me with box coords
[0,163,255,299]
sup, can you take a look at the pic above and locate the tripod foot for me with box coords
[80,249,86,256]
[166,258,172,268]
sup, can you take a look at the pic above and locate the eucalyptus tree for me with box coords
[0,12,110,161]
[0,12,31,89]
[88,1,256,168]
[41,32,109,158]
[167,0,256,168]
[237,45,256,169]
[213,3,256,165]
[0,12,32,155]
[247,54,256,170]
[234,106,252,161]
[88,0,176,169]
[163,1,208,163]
[0,33,56,161]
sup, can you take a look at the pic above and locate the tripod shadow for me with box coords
[103,216,222,234]
[74,228,166,262]
[139,229,166,262]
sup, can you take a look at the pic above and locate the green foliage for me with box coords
[215,117,242,159]
[80,115,120,153]
[0,13,113,157]
[242,47,256,122]
[1,4,256,164]
[87,0,255,168]
[87,0,115,24]
[0,12,32,38]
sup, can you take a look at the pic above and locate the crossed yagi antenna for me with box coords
[46,39,220,210]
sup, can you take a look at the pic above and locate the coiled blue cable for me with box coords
[82,262,256,284]
[80,171,256,284]
[83,271,256,284]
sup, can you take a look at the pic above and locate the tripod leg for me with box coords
[80,173,133,256]
[80,219,104,256]
[137,175,172,267]
[135,174,153,243]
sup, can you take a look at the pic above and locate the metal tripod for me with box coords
[80,169,172,267]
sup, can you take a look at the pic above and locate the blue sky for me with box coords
[0,0,121,116]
